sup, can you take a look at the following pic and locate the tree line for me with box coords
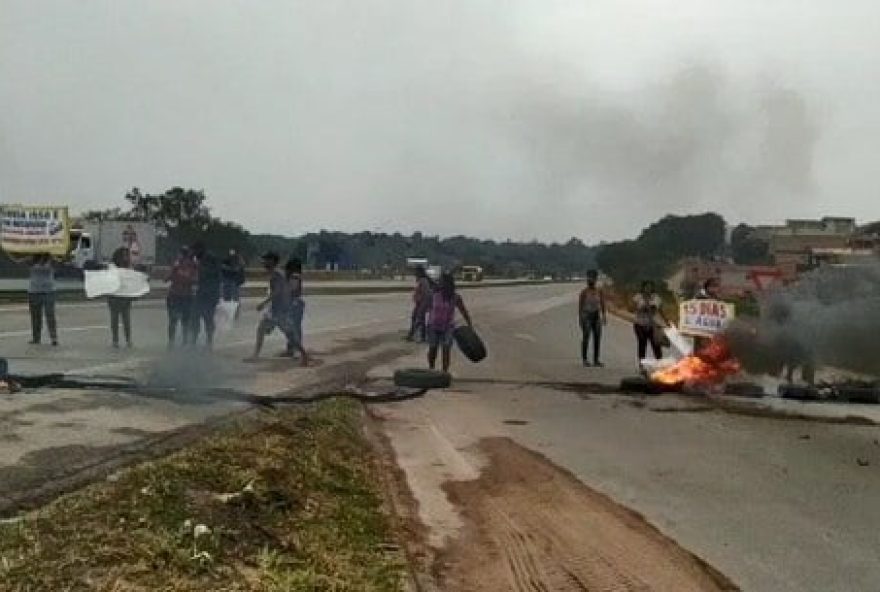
[77,188,597,277]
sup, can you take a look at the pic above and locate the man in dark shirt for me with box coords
[191,242,222,348]
[166,246,197,347]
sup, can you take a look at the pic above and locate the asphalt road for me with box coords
[371,287,880,592]
[2,283,879,590]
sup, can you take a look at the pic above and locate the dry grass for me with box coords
[0,400,406,591]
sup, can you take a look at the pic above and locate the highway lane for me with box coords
[373,292,880,592]
[0,283,581,512]
[3,282,879,591]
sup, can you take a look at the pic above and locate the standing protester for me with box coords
[696,277,720,300]
[693,278,721,353]
[284,257,306,358]
[27,254,59,346]
[406,266,433,342]
[631,280,669,363]
[108,247,134,348]
[427,272,473,373]
[166,246,197,347]
[248,252,308,364]
[191,242,222,348]
[578,270,607,367]
[221,249,246,310]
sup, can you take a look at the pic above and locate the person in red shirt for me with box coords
[166,246,197,348]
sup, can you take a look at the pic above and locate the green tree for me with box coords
[730,223,771,265]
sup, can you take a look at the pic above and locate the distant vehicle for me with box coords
[406,257,429,269]
[70,221,157,271]
[459,265,484,282]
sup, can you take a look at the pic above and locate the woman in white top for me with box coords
[631,280,670,361]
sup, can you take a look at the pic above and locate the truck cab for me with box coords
[69,228,98,270]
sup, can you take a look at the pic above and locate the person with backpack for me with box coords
[427,272,472,373]
[191,242,222,348]
[578,270,607,367]
[166,246,197,347]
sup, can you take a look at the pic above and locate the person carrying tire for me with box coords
[578,270,607,367]
[631,280,669,363]
[427,272,472,373]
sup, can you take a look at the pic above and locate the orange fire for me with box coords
[651,335,741,387]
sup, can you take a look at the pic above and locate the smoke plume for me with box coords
[727,265,880,378]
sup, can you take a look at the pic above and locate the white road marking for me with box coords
[0,325,108,339]
[514,333,537,342]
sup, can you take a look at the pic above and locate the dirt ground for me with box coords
[436,437,739,592]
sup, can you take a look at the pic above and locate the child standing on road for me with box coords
[427,272,472,373]
[578,270,607,367]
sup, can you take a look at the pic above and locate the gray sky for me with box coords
[2,1,879,242]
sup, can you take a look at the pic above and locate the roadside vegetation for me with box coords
[0,400,405,592]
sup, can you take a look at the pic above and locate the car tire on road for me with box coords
[393,368,452,390]
[453,326,487,363]
[778,384,820,401]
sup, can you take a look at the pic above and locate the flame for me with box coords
[651,335,741,387]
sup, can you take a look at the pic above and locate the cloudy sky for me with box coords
[2,1,879,242]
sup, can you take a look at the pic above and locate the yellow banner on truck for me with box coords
[0,205,71,256]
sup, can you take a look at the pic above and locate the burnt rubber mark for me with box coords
[503,419,530,426]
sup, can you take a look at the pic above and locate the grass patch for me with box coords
[0,400,406,591]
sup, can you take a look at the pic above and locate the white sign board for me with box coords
[679,299,736,338]
[0,205,70,256]
[84,266,150,299]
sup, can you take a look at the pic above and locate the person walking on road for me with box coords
[406,266,433,342]
[427,272,472,373]
[631,280,669,363]
[578,270,607,367]
[27,253,58,346]
[108,247,134,348]
[247,252,308,365]
[166,246,197,347]
[284,257,307,358]
[191,242,222,348]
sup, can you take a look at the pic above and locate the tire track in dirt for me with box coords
[438,437,739,592]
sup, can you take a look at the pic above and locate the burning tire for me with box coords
[393,368,452,390]
[619,376,662,395]
[835,386,880,404]
[778,384,820,401]
[725,381,765,398]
